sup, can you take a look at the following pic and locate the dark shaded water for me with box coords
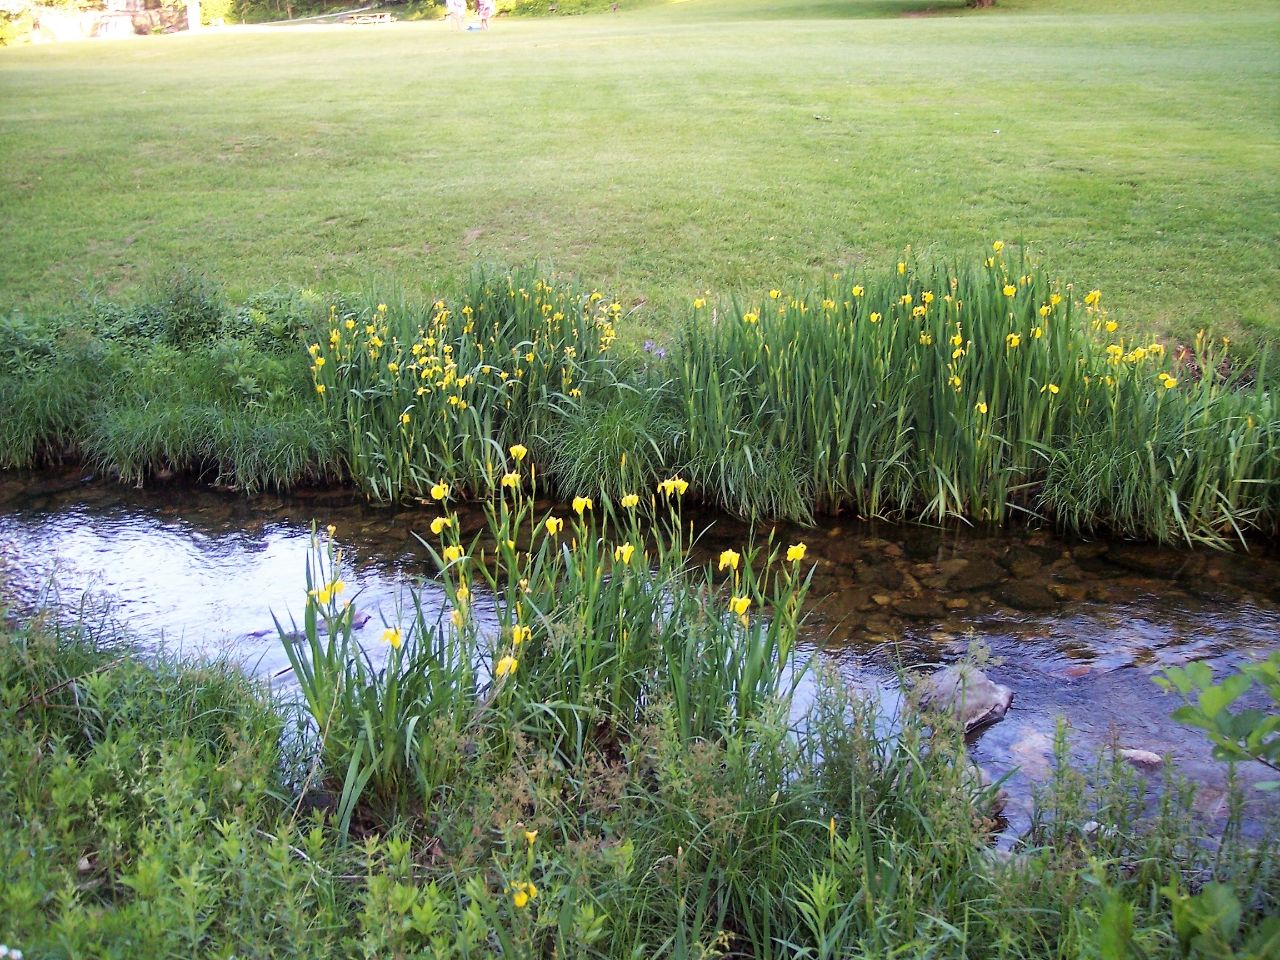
[2,468,1278,840]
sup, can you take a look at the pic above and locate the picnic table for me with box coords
[346,11,394,24]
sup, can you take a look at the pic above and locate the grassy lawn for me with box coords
[1,0,1277,346]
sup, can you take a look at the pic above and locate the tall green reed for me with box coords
[307,268,620,500]
[674,249,1278,543]
[279,457,814,825]
[279,527,481,830]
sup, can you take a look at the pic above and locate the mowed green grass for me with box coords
[1,0,1277,345]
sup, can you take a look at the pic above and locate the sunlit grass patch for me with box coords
[3,1,1277,346]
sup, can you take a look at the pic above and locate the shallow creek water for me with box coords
[2,468,1278,841]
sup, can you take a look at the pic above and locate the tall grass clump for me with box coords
[0,325,99,468]
[541,361,685,502]
[82,340,341,493]
[676,248,1278,543]
[281,458,811,824]
[0,275,343,492]
[306,267,620,500]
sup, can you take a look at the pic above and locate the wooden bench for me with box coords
[347,11,393,24]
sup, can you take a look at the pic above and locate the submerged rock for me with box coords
[995,580,1058,611]
[1118,748,1164,770]
[921,558,969,589]
[902,527,943,561]
[947,560,1004,592]
[1048,583,1088,602]
[999,545,1044,579]
[855,560,903,590]
[1106,543,1203,579]
[920,665,1013,732]
[31,472,85,496]
[893,595,946,619]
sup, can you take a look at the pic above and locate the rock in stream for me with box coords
[920,665,1014,732]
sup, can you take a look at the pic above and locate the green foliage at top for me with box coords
[92,268,229,348]
[511,0,665,14]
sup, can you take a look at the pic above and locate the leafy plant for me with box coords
[1158,653,1280,791]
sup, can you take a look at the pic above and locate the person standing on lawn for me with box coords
[477,0,494,29]
[446,0,466,30]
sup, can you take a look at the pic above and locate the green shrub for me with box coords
[284,472,810,821]
[224,285,330,352]
[94,268,229,348]
[0,327,111,468]
[0,311,57,373]
[0,8,34,47]
[201,0,236,23]
[513,0,655,14]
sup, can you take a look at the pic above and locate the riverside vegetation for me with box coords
[2,487,1279,956]
[2,257,1278,954]
[0,255,1276,545]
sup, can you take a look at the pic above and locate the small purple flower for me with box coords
[654,346,667,359]
[643,340,655,353]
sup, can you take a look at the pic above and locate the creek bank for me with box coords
[3,263,1277,547]
[8,610,1274,960]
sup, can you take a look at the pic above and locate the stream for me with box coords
[2,467,1278,842]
